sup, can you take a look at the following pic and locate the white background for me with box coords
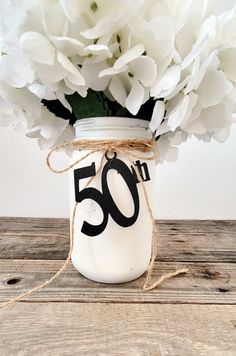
[0,125,235,219]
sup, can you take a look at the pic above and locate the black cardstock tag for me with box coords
[74,153,151,237]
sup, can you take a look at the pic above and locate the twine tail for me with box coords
[0,203,78,310]
[119,151,189,290]
[143,222,188,291]
[143,267,189,291]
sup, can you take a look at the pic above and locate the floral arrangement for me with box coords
[0,0,235,161]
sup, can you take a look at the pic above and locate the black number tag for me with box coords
[74,153,150,237]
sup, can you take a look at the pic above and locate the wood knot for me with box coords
[218,288,230,293]
[203,269,221,279]
[6,278,21,285]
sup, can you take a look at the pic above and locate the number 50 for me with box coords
[74,155,140,237]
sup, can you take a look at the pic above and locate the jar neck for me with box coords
[74,117,152,140]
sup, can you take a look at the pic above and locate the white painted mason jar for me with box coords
[69,117,156,284]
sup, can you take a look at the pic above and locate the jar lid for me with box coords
[74,117,151,140]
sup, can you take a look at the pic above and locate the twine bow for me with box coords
[0,138,188,309]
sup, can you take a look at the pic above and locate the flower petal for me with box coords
[197,70,233,108]
[155,121,171,136]
[184,51,217,94]
[181,92,198,126]
[184,120,206,134]
[114,44,145,70]
[32,60,67,83]
[200,103,227,131]
[81,61,110,91]
[59,0,81,22]
[81,16,117,40]
[5,87,41,118]
[213,127,230,142]
[43,2,66,36]
[83,44,112,58]
[0,96,13,115]
[167,95,190,129]
[57,51,85,86]
[56,91,72,112]
[149,100,165,132]
[109,76,127,106]
[41,117,69,139]
[125,79,144,115]
[28,83,57,100]
[64,78,87,97]
[99,65,128,78]
[50,36,84,56]
[0,57,27,88]
[9,49,34,84]
[80,0,144,39]
[151,65,181,98]
[182,16,216,69]
[219,47,236,82]
[148,16,175,69]
[20,32,55,65]
[165,75,189,101]
[130,56,157,87]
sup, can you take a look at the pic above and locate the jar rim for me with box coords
[74,117,150,129]
[74,117,152,140]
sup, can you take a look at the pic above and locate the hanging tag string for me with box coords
[0,138,188,310]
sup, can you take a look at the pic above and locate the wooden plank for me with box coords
[0,260,235,304]
[0,303,235,355]
[0,218,235,262]
[0,217,69,260]
[158,220,236,263]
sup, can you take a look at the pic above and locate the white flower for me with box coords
[20,32,56,65]
[0,0,235,163]
[99,44,157,114]
[26,106,73,149]
[150,66,181,98]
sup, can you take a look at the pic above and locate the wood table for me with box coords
[0,218,235,355]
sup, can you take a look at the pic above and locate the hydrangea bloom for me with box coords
[0,0,235,161]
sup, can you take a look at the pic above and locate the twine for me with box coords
[0,138,188,309]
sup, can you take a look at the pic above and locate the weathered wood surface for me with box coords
[0,304,235,356]
[0,218,235,262]
[0,218,235,355]
[0,260,234,304]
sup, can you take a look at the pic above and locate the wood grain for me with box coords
[0,218,235,355]
[0,218,235,262]
[0,303,235,355]
[0,217,69,260]
[0,260,235,304]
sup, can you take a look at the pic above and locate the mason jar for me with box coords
[69,117,156,284]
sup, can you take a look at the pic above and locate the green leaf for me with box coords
[105,99,132,118]
[65,89,155,123]
[65,90,109,120]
